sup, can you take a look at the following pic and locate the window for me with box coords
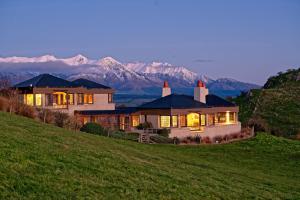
[229,112,235,123]
[25,94,34,106]
[200,114,206,126]
[78,93,84,105]
[53,92,67,105]
[68,94,74,105]
[108,93,113,103]
[45,94,53,106]
[187,113,199,127]
[172,115,178,127]
[160,116,170,128]
[132,116,140,127]
[84,94,93,104]
[216,112,226,124]
[207,114,214,126]
[35,94,42,106]
[180,115,186,127]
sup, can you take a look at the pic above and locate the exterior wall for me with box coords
[169,122,241,139]
[147,115,159,129]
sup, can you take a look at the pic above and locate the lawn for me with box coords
[0,111,299,199]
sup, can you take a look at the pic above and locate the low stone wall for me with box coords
[169,123,241,139]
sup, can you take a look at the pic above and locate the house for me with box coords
[14,74,115,115]
[75,80,241,139]
[15,74,241,139]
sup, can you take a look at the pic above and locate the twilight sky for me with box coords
[0,0,299,84]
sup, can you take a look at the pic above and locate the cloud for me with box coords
[194,59,214,63]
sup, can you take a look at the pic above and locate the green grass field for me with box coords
[0,111,300,199]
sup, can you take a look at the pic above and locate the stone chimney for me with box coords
[194,80,209,103]
[162,81,171,97]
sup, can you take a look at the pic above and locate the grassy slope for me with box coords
[0,112,300,199]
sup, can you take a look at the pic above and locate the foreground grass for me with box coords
[0,112,300,199]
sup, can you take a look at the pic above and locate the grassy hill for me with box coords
[0,111,300,199]
[232,68,300,138]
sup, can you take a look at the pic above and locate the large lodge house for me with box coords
[14,74,241,138]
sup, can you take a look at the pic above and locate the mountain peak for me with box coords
[97,57,121,66]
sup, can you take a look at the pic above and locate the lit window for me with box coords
[216,112,226,124]
[172,115,178,127]
[180,115,186,127]
[108,93,113,103]
[160,116,170,128]
[35,94,42,106]
[84,94,93,104]
[25,94,34,106]
[187,113,199,127]
[229,112,235,122]
[78,93,84,105]
[207,114,214,126]
[132,116,140,127]
[68,94,74,105]
[200,114,206,126]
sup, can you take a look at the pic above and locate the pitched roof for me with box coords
[14,74,74,88]
[206,94,236,107]
[14,74,111,89]
[138,94,209,109]
[72,78,111,89]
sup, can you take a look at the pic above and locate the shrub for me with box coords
[80,122,105,135]
[194,135,201,144]
[66,116,83,131]
[157,128,169,137]
[54,112,70,128]
[15,103,37,119]
[0,96,9,112]
[150,135,173,144]
[37,108,55,124]
[173,137,180,145]
[136,122,153,130]
[201,136,211,144]
[213,135,223,143]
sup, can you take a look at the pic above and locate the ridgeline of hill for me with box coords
[0,111,300,199]
[232,68,300,139]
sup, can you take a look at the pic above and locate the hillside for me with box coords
[0,111,300,199]
[232,68,300,138]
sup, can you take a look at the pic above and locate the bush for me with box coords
[201,136,211,144]
[150,135,173,144]
[157,128,169,137]
[194,135,201,144]
[15,103,37,119]
[80,122,105,135]
[136,122,153,130]
[213,135,223,143]
[0,96,9,112]
[37,108,55,124]
[173,137,180,145]
[54,112,70,128]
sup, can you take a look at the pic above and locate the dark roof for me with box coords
[206,94,236,107]
[76,107,138,115]
[14,74,111,89]
[138,94,209,109]
[14,74,74,88]
[72,78,111,89]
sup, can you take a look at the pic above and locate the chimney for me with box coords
[162,81,171,97]
[194,80,209,103]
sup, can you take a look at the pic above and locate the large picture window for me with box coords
[24,94,34,106]
[215,112,226,124]
[160,116,170,128]
[78,94,93,104]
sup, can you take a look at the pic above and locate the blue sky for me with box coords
[0,0,299,84]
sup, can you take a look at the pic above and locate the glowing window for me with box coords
[84,94,93,104]
[200,114,206,126]
[229,112,235,122]
[180,115,186,127]
[25,94,34,106]
[68,94,74,105]
[216,112,226,124]
[172,116,178,127]
[187,113,199,127]
[160,116,170,128]
[35,94,42,106]
[132,116,140,127]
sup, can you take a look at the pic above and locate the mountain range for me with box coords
[0,54,260,96]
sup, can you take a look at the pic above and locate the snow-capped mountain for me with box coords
[0,54,260,95]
